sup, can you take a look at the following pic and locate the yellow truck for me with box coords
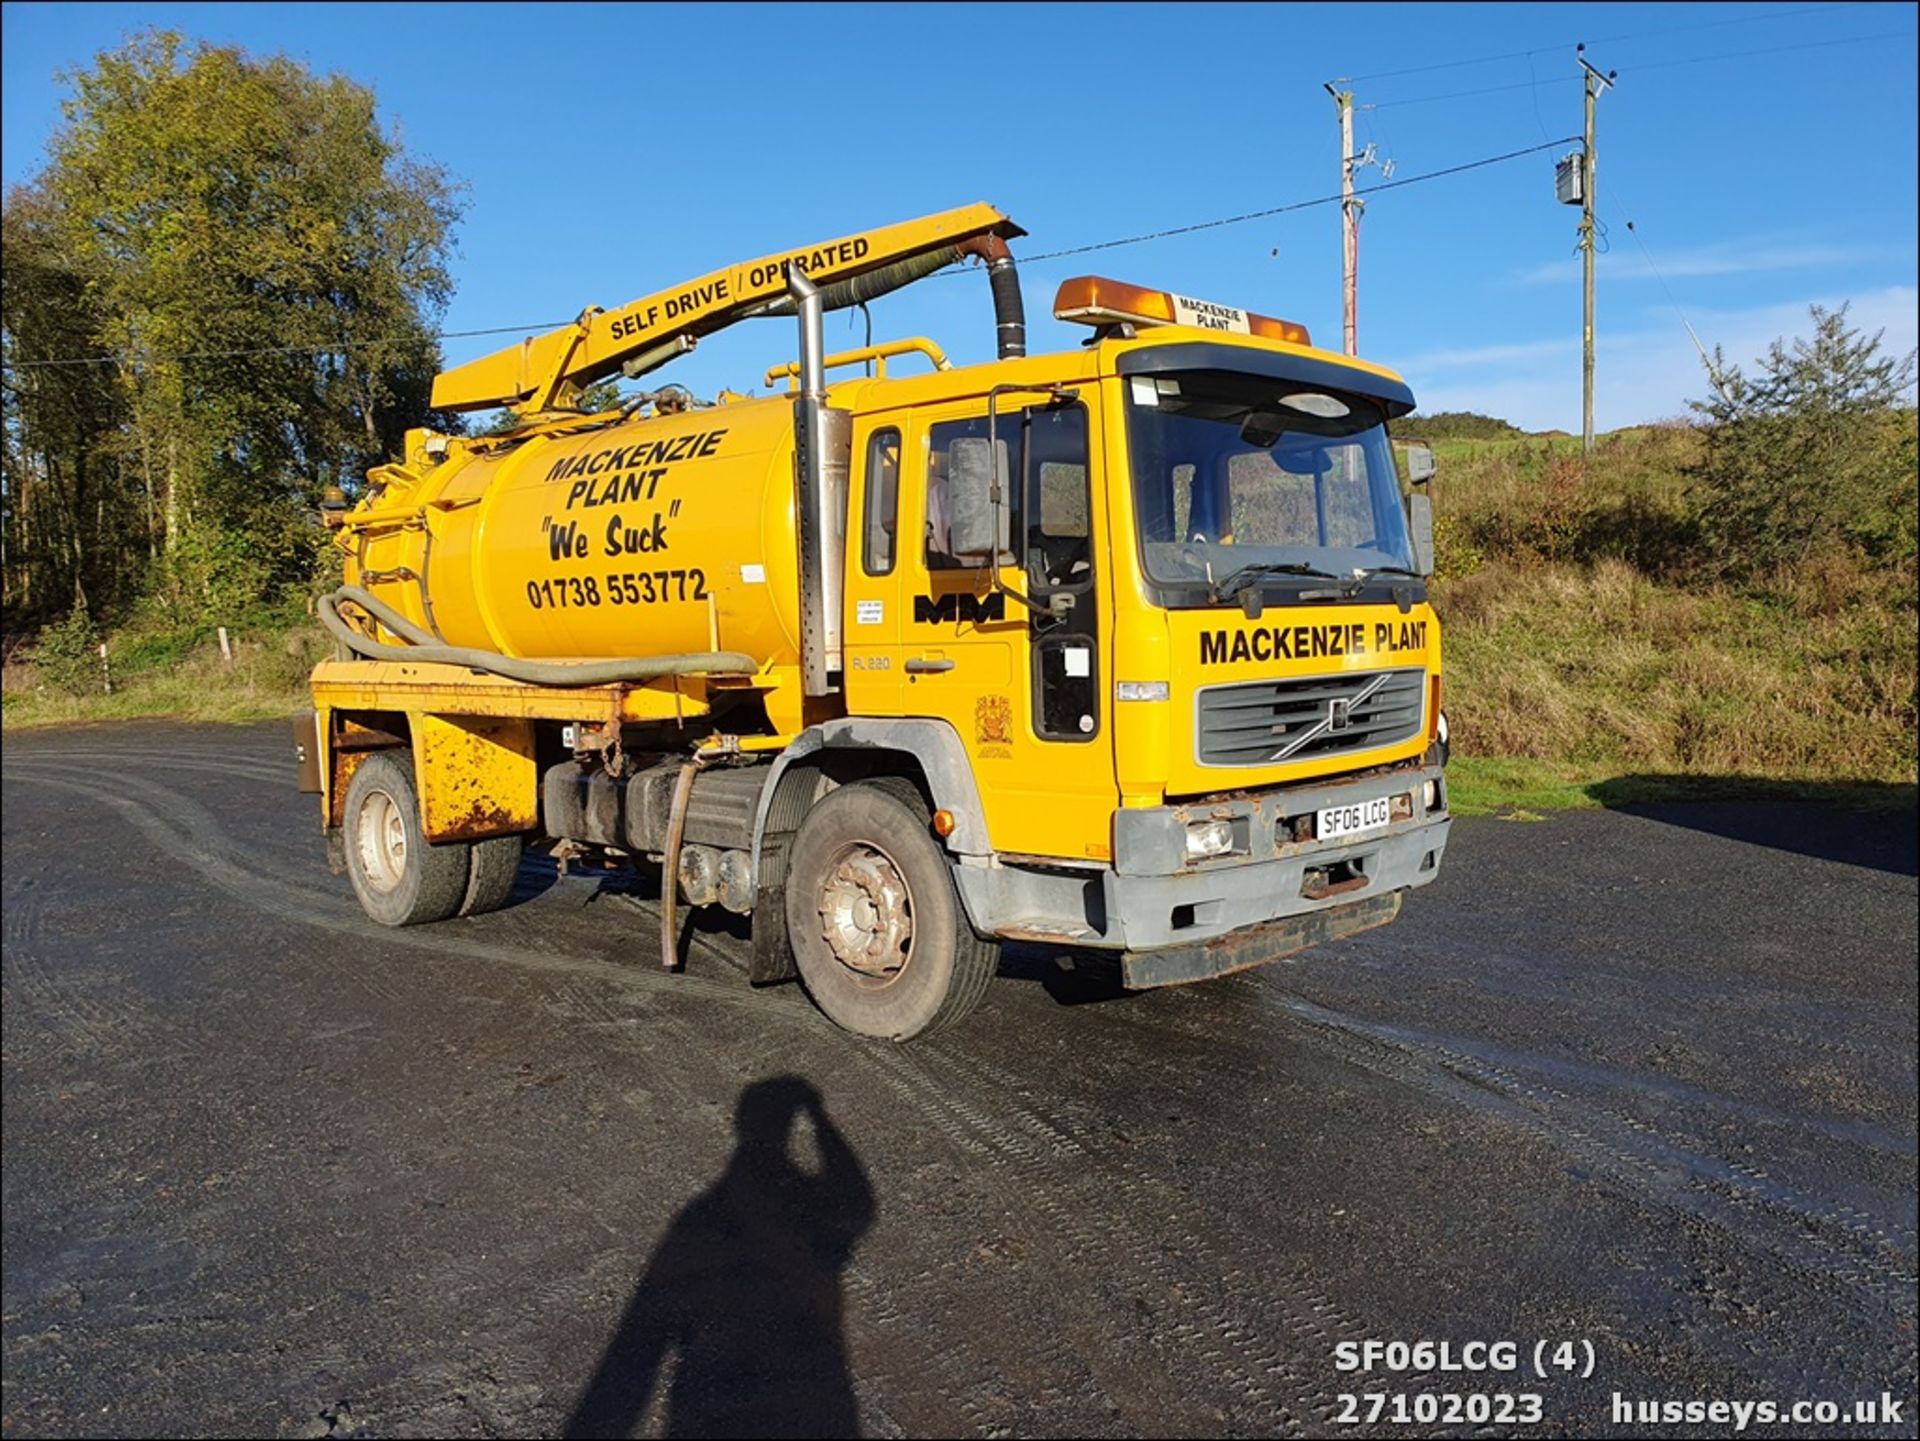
[300,202,1452,1040]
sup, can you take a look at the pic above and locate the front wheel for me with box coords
[785,779,998,1040]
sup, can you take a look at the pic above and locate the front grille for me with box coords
[1196,667,1426,767]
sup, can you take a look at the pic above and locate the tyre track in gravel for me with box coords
[845,1039,1330,1436]
[903,1039,1389,1433]
[1278,996,1918,1302]
[1093,961,1918,1322]
[16,746,290,785]
[5,756,932,1436]
[0,761,798,1026]
[1,857,167,1065]
[1268,994,1914,1398]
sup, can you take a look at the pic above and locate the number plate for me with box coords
[1316,796,1392,841]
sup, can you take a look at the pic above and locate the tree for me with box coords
[2,29,464,628]
[1689,304,1918,578]
[2,181,135,616]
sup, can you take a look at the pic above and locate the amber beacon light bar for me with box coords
[1052,276,1311,345]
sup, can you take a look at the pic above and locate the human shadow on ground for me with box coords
[1586,777,1917,877]
[562,1076,875,1439]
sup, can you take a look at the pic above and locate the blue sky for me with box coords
[4,1,1915,431]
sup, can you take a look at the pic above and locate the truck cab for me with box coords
[825,303,1448,987]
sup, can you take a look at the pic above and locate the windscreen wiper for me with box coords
[1210,562,1345,603]
[1337,565,1425,596]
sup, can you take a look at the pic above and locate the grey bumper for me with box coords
[952,764,1450,965]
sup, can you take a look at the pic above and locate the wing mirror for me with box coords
[1404,442,1436,486]
[946,437,1012,565]
[1406,492,1435,577]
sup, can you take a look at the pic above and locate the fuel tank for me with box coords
[348,395,801,664]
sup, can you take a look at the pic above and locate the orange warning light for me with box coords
[1052,277,1310,346]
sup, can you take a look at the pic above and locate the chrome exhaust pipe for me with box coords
[788,269,847,697]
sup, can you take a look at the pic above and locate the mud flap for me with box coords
[747,835,798,985]
[1120,890,1403,991]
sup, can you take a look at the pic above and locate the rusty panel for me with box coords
[328,748,372,830]
[413,712,536,843]
[294,710,323,794]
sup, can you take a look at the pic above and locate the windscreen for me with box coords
[1125,369,1416,596]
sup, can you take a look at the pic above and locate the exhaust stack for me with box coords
[788,269,850,698]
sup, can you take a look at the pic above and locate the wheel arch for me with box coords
[750,719,990,872]
[743,719,992,987]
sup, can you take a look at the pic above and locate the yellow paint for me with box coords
[412,713,537,843]
[765,338,950,390]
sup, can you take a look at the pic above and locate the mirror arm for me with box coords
[980,383,1080,617]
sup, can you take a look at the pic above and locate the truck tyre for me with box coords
[785,778,998,1040]
[342,751,470,927]
[460,835,525,918]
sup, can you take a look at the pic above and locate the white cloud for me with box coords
[1404,286,1919,432]
[1514,238,1892,287]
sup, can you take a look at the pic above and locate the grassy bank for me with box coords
[2,601,325,730]
[1430,423,1916,814]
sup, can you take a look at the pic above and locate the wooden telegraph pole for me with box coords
[1577,45,1615,456]
[1326,83,1360,356]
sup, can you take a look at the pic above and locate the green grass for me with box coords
[1445,755,1915,819]
[1429,420,1916,814]
[3,619,323,730]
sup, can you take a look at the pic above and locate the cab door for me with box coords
[887,395,1117,864]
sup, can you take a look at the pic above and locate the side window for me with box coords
[1025,406,1091,590]
[862,428,900,575]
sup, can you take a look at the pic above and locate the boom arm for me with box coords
[432,202,1024,415]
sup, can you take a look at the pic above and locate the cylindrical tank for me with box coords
[349,395,802,664]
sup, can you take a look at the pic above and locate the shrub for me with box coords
[1688,304,1918,582]
[31,604,101,695]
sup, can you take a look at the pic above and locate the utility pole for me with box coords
[1577,44,1615,456]
[1324,83,1390,357]
[1326,83,1359,356]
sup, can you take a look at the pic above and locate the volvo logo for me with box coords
[1266,673,1389,762]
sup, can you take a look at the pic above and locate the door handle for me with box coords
[904,657,956,674]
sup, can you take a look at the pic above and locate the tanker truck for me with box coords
[300,202,1452,1040]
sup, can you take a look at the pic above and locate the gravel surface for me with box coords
[3,722,1915,1438]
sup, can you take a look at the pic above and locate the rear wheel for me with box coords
[785,779,998,1040]
[342,751,470,927]
[460,835,525,917]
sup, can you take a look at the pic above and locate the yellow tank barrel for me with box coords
[432,202,1020,414]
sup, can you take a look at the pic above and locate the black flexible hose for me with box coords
[986,254,1027,359]
[319,585,756,686]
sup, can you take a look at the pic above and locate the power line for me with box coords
[5,137,1580,373]
[1341,2,1873,83]
[1626,28,1915,73]
[1374,28,1913,109]
[1007,136,1580,266]
[2,319,572,372]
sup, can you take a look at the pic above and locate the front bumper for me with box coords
[951,763,1451,973]
[1103,763,1449,950]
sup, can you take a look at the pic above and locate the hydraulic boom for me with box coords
[432,202,1024,415]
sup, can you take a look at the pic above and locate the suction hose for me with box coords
[319,584,757,686]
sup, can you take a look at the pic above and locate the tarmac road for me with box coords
[2,721,1915,1439]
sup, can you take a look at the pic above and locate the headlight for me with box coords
[1115,680,1169,702]
[1184,819,1234,859]
[1423,779,1439,810]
